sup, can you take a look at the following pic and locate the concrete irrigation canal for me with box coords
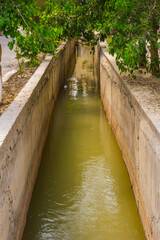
[21,46,145,240]
[0,41,160,240]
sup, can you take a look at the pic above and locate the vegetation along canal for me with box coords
[22,46,146,240]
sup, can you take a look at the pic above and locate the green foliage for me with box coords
[0,0,63,64]
[0,0,159,76]
[104,0,160,77]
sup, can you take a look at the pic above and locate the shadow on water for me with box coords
[22,45,146,240]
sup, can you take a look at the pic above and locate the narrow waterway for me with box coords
[22,46,146,240]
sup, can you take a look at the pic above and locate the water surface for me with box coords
[22,46,146,240]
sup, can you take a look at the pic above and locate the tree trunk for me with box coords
[0,66,2,105]
[151,26,159,76]
[0,44,2,104]
[139,43,146,67]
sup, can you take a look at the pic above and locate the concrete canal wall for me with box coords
[96,43,160,240]
[0,41,75,240]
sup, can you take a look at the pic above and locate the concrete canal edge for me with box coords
[0,39,159,240]
[94,42,160,240]
[0,40,75,240]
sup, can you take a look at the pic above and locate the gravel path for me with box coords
[0,36,18,77]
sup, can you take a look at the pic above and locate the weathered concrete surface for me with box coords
[0,40,75,240]
[93,42,100,86]
[98,43,160,240]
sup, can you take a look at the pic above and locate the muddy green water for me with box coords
[22,46,146,240]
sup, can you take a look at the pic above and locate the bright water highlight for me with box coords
[22,46,146,240]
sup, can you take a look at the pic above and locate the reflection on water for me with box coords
[22,46,146,240]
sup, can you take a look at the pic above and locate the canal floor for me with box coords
[22,46,146,240]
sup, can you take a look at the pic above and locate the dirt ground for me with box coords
[122,71,160,113]
[0,47,46,116]
[0,65,39,116]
